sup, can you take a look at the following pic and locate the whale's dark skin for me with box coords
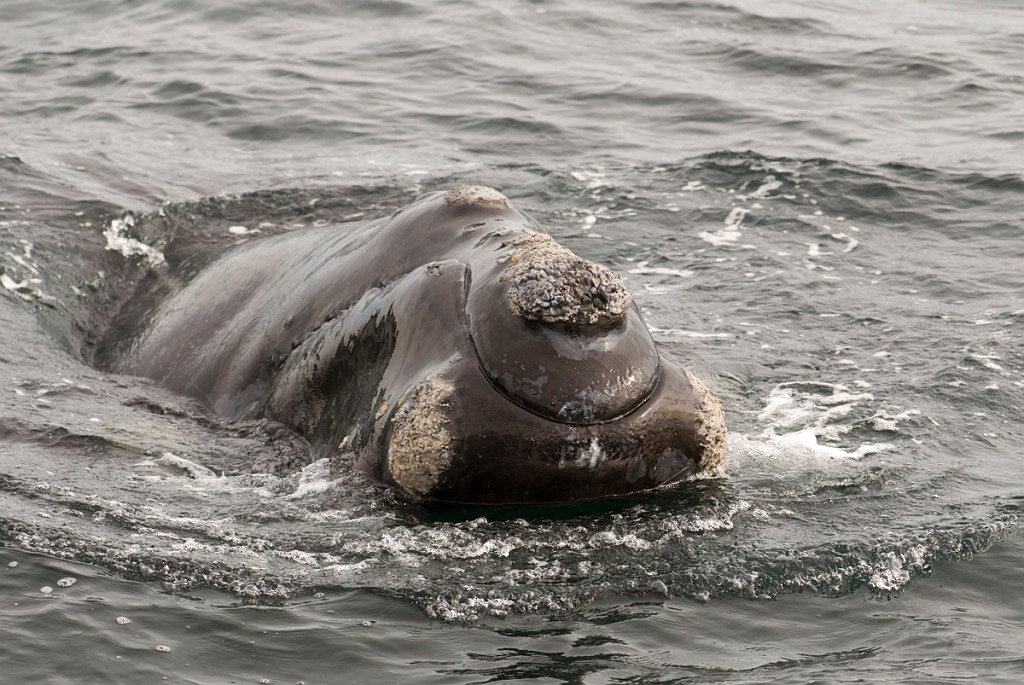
[106,186,726,504]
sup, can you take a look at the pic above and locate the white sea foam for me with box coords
[627,260,695,279]
[732,382,896,467]
[156,451,218,479]
[699,206,749,246]
[648,326,732,339]
[7,250,38,274]
[868,409,921,431]
[570,168,607,190]
[1,273,28,293]
[830,232,859,252]
[867,545,927,592]
[283,458,339,499]
[587,529,652,551]
[103,215,165,267]
[228,224,260,235]
[970,354,1003,371]
[733,429,888,462]
[3,240,54,302]
[737,176,782,200]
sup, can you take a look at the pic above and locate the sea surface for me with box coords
[2,0,1024,682]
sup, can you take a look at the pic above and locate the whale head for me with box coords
[379,186,727,504]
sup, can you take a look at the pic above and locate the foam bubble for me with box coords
[868,546,926,593]
[627,260,695,279]
[733,429,889,462]
[648,326,732,339]
[103,214,165,267]
[699,207,748,246]
[283,458,338,499]
[734,383,894,467]
[156,452,217,480]
[737,176,782,200]
[757,384,874,430]
[227,225,260,236]
[1,273,28,293]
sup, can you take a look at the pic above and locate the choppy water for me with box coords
[3,0,1024,682]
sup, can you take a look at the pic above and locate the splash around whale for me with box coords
[100,185,727,504]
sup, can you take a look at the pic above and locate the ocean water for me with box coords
[2,0,1024,682]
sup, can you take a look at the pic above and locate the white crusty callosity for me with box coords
[444,184,511,209]
[684,370,728,471]
[501,234,631,327]
[386,373,457,497]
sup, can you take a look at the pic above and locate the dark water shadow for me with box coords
[410,475,735,525]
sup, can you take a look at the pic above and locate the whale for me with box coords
[102,185,726,504]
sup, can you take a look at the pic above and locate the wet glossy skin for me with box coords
[108,186,726,504]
